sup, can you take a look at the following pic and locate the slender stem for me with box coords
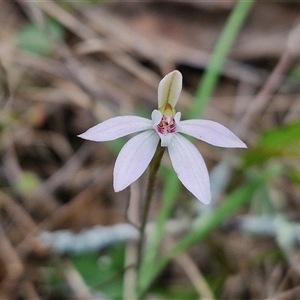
[139,169,179,285]
[137,145,165,269]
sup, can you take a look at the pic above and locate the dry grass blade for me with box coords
[0,191,36,232]
[0,226,24,299]
[163,237,215,300]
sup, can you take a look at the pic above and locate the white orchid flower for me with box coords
[78,70,246,204]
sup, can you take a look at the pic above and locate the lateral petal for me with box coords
[158,70,182,108]
[179,119,247,148]
[168,134,211,204]
[113,130,159,192]
[78,116,152,142]
[151,110,162,126]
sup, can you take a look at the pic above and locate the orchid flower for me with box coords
[78,70,246,204]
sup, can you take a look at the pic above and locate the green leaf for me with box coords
[289,63,300,81]
[72,245,124,298]
[244,119,300,166]
[17,20,65,55]
[287,166,300,188]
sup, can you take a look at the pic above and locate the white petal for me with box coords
[158,70,182,108]
[113,130,159,192]
[78,116,152,142]
[168,134,211,204]
[151,110,162,126]
[174,112,181,124]
[179,119,247,148]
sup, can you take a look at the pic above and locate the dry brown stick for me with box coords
[30,1,107,100]
[37,164,114,231]
[55,43,105,99]
[283,98,300,122]
[265,285,300,300]
[81,6,263,84]
[163,237,215,300]
[37,1,164,101]
[16,0,45,28]
[0,191,36,233]
[21,281,42,300]
[239,51,292,132]
[0,225,24,299]
[274,266,294,296]
[1,194,49,264]
[33,0,97,40]
[37,143,94,195]
[38,30,105,102]
[14,51,70,79]
[123,181,141,300]
[2,130,60,213]
[238,22,300,138]
[40,1,193,110]
[62,261,98,299]
[75,39,195,110]
[75,39,180,108]
[15,164,115,264]
[31,1,194,112]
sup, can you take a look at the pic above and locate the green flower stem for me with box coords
[137,145,165,269]
[138,169,180,292]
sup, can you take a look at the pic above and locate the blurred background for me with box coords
[1,1,300,299]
